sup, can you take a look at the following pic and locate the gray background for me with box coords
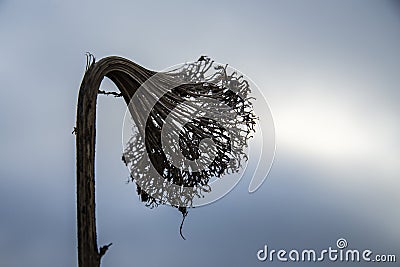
[0,0,399,266]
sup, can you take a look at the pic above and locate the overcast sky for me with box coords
[0,1,399,266]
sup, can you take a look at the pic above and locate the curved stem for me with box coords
[76,56,155,267]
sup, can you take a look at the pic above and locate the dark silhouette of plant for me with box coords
[122,57,257,238]
[75,54,256,267]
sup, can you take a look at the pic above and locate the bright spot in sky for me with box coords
[275,90,393,165]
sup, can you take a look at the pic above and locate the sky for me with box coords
[0,0,399,266]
